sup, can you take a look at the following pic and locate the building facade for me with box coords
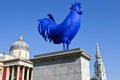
[93,43,107,80]
[0,35,33,80]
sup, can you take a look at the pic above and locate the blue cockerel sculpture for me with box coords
[38,2,82,50]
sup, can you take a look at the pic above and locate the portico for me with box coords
[2,66,32,80]
[2,58,33,80]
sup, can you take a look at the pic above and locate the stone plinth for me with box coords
[31,48,92,80]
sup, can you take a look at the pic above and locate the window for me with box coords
[97,67,99,71]
[97,74,99,76]
[98,57,100,59]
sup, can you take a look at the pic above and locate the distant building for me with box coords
[0,35,33,80]
[91,43,107,80]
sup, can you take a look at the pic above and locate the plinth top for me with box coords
[31,48,92,63]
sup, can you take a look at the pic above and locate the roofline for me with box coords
[1,58,33,64]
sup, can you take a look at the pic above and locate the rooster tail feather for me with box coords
[38,20,42,35]
[47,14,56,22]
[38,18,56,42]
[38,19,48,41]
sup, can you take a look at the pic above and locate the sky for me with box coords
[0,0,120,80]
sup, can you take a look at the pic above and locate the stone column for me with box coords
[11,66,14,80]
[26,68,30,80]
[30,69,33,80]
[6,67,10,80]
[16,66,20,80]
[22,67,25,80]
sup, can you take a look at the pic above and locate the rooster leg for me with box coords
[63,42,66,50]
[66,40,71,50]
[63,42,69,50]
[67,44,69,50]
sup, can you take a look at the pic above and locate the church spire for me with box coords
[96,43,102,61]
[96,42,100,54]
[94,43,107,80]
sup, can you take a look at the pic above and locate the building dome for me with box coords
[10,35,29,51]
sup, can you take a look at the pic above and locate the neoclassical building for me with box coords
[0,35,33,80]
